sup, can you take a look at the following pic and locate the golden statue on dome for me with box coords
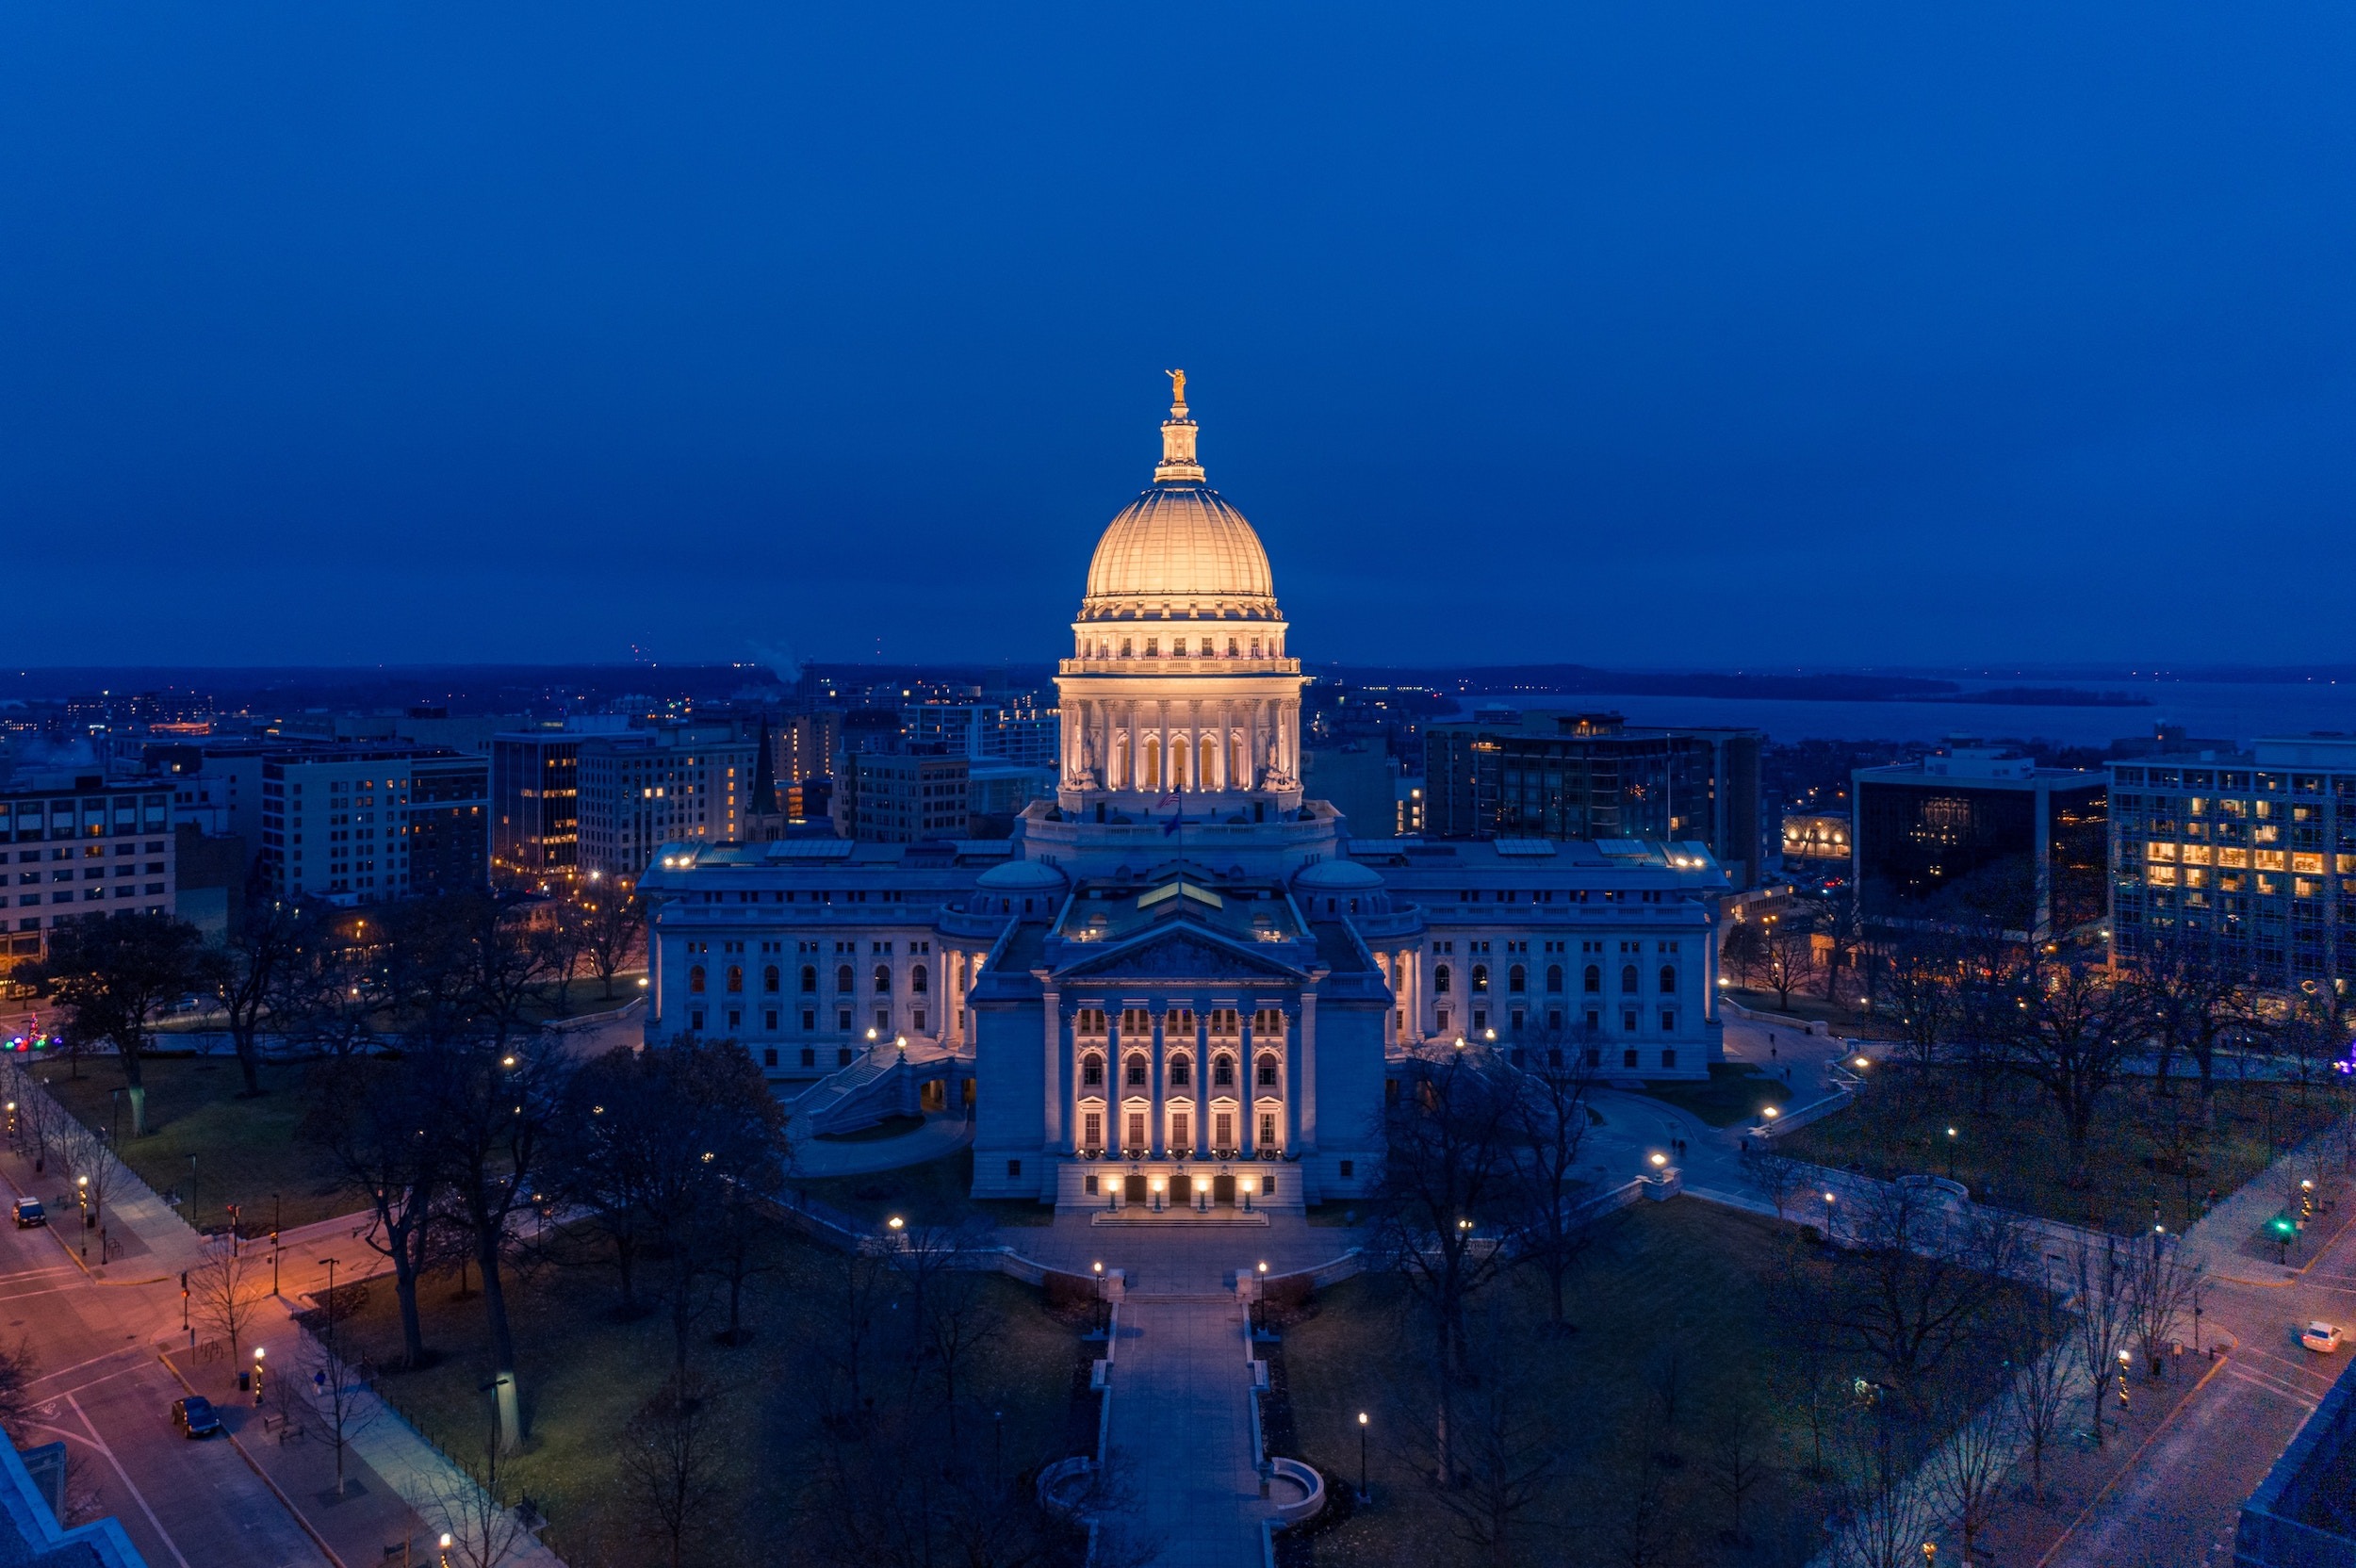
[1165,368,1186,409]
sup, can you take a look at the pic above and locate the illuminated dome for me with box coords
[1080,375,1280,621]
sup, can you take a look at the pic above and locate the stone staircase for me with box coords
[790,1039,966,1138]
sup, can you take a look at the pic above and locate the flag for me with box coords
[1163,811,1184,837]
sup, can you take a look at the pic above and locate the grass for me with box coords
[37,1054,355,1231]
[790,1146,1055,1228]
[1279,1199,2003,1567]
[1724,986,1905,1041]
[1639,1062,1792,1127]
[331,1217,1081,1565]
[1782,1066,2348,1234]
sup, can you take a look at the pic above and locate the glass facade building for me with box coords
[1852,748,2106,940]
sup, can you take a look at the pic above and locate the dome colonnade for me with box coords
[1055,375,1307,811]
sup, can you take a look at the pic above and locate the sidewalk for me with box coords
[1108,1297,1281,1568]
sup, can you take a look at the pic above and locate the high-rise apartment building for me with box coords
[2108,735,2356,992]
[0,778,176,972]
[833,749,972,841]
[908,702,1060,769]
[1852,746,2106,941]
[1424,710,1765,889]
[256,747,491,905]
[575,724,756,880]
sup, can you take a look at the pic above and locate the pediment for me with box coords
[1054,925,1301,983]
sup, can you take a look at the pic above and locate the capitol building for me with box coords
[637,381,1731,1211]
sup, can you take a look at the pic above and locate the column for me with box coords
[1197,1016,1215,1160]
[1157,701,1170,793]
[1041,988,1063,1152]
[1151,1007,1167,1158]
[1298,989,1318,1151]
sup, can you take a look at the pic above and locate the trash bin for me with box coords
[237,1371,251,1393]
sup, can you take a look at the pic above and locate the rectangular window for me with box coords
[1660,1008,1677,1033]
[1259,1112,1277,1147]
[1125,1113,1145,1149]
[1084,1112,1102,1149]
[1215,1112,1234,1149]
[800,1048,815,1068]
[690,1009,704,1031]
[1171,1111,1189,1149]
[913,1009,926,1031]
[1661,1048,1677,1069]
[762,1048,777,1067]
[1623,1009,1639,1032]
[1623,1048,1639,1068]
[1007,1160,1022,1179]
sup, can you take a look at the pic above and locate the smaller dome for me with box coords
[1292,859,1384,892]
[978,859,1070,890]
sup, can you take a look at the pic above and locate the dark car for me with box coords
[170,1396,220,1439]
[10,1198,42,1229]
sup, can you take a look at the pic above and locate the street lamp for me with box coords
[439,1532,454,1568]
[1195,1176,1210,1213]
[1761,1104,1780,1122]
[74,1176,88,1258]
[1650,1152,1668,1170]
[253,1345,267,1406]
[271,1192,282,1296]
[1150,1176,1165,1213]
[1091,1261,1106,1336]
[1357,1411,1370,1502]
[1823,1190,1837,1243]
[1254,1261,1268,1337]
[887,1216,905,1250]
[2116,1348,2131,1411]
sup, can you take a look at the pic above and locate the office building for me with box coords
[908,702,1061,769]
[0,777,176,972]
[1852,744,2106,940]
[1424,710,1765,889]
[1301,745,1408,841]
[833,748,972,842]
[2109,735,2355,993]
[574,724,757,880]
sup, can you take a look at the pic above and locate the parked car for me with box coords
[170,1396,221,1439]
[10,1198,43,1229]
[2301,1322,2344,1354]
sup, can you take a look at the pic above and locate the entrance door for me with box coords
[1212,1172,1235,1206]
[1123,1173,1148,1205]
[921,1080,945,1113]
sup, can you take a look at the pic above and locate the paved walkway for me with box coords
[1009,1212,1356,1293]
[1107,1297,1281,1568]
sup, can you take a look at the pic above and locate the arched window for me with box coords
[763,965,780,993]
[1508,964,1527,994]
[689,964,706,994]
[1082,1054,1104,1088]
[1197,734,1214,786]
[1546,964,1563,993]
[1434,964,1452,995]
[836,964,854,993]
[1170,738,1187,790]
[1169,1054,1191,1087]
[1256,1054,1280,1088]
[1620,965,1639,994]
[1659,965,1677,994]
[1230,737,1246,784]
[1120,638,1133,658]
[800,965,817,994]
[725,965,744,993]
[1125,1054,1148,1087]
[873,964,892,994]
[1214,1054,1235,1087]
[1472,964,1489,993]
[1143,736,1162,791]
[1583,965,1601,994]
[911,964,929,994]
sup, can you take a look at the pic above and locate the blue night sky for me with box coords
[4,4,2352,671]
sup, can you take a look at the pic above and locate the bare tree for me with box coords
[2070,1233,2135,1447]
[2005,954,2135,1187]
[1922,1374,2018,1564]
[1752,1149,1808,1230]
[1759,912,1817,1011]
[572,883,645,1001]
[1367,1047,1526,1481]
[2004,1265,2077,1502]
[1827,1405,1939,1568]
[0,1338,40,1442]
[1704,1390,1769,1549]
[300,1329,376,1498]
[1808,887,1869,1005]
[1881,932,1958,1092]
[29,910,206,1127]
[2125,1227,2204,1380]
[303,1052,446,1368]
[1818,1181,2028,1395]
[188,1241,270,1362]
[1505,1039,1598,1331]
[418,1458,528,1568]
[816,1247,893,1434]
[621,1371,727,1568]
[202,896,324,1098]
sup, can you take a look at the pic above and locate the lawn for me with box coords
[1640,1062,1792,1127]
[1724,987,1905,1042]
[329,1216,1084,1566]
[36,1054,356,1232]
[1782,1066,2348,1234]
[790,1145,1055,1228]
[1277,1199,2014,1568]
[1282,1191,2036,1554]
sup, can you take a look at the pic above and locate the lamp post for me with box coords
[1945,1126,1957,1180]
[1091,1261,1105,1337]
[439,1532,454,1568]
[2116,1349,2131,1411]
[1151,1176,1165,1213]
[252,1346,267,1407]
[1823,1190,1837,1244]
[887,1215,905,1250]
[271,1192,282,1296]
[1356,1411,1370,1502]
[74,1176,88,1258]
[188,1153,197,1229]
[1254,1261,1268,1338]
